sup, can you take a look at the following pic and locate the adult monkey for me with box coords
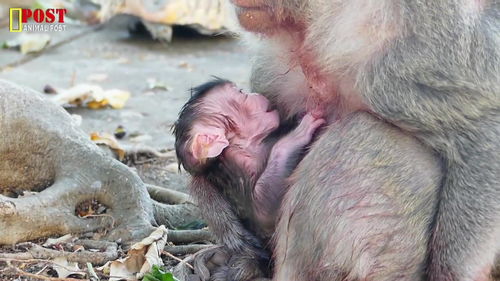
[231,0,500,281]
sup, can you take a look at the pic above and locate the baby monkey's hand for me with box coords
[278,113,325,151]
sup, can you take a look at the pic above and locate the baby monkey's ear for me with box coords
[191,132,229,161]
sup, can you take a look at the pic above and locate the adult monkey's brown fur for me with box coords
[232,0,500,281]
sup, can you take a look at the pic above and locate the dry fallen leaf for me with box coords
[103,89,131,109]
[51,83,131,109]
[99,226,168,281]
[4,33,51,54]
[52,257,86,278]
[75,198,107,217]
[147,78,170,91]
[165,163,181,173]
[91,132,126,161]
[116,57,130,64]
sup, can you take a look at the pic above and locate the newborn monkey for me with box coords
[175,78,325,238]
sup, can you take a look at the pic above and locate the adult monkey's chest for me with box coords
[287,43,370,121]
[234,0,397,120]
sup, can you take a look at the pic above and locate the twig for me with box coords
[0,257,87,275]
[35,264,49,275]
[0,242,118,265]
[0,258,52,263]
[74,239,118,250]
[147,184,193,205]
[124,145,174,159]
[164,245,213,255]
[86,262,99,281]
[161,251,194,269]
[70,70,77,87]
[171,254,196,280]
[133,158,156,165]
[0,252,32,260]
[4,260,85,281]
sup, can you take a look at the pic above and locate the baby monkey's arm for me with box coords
[253,113,325,231]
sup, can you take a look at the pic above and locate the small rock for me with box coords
[114,125,126,139]
[43,84,58,94]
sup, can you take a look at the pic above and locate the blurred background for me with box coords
[0,0,252,190]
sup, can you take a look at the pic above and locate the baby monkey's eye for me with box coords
[239,89,244,94]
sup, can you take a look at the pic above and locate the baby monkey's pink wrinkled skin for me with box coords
[187,82,324,235]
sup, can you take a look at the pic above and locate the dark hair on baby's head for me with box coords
[173,77,232,173]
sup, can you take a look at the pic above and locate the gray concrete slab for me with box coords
[0,22,93,67]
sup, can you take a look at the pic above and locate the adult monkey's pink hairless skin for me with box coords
[231,0,500,281]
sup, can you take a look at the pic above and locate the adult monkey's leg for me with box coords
[274,113,441,281]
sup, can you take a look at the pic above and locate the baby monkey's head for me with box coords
[174,78,280,174]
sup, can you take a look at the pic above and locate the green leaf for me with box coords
[165,272,177,281]
[143,274,161,281]
[142,265,178,281]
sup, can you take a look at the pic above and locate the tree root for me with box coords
[164,245,213,256]
[153,201,200,229]
[147,184,193,205]
[0,81,204,246]
[0,241,118,265]
[124,145,174,159]
[167,230,214,244]
[123,145,175,164]
[0,164,157,245]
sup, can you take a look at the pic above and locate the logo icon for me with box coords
[9,8,67,32]
[9,8,22,32]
